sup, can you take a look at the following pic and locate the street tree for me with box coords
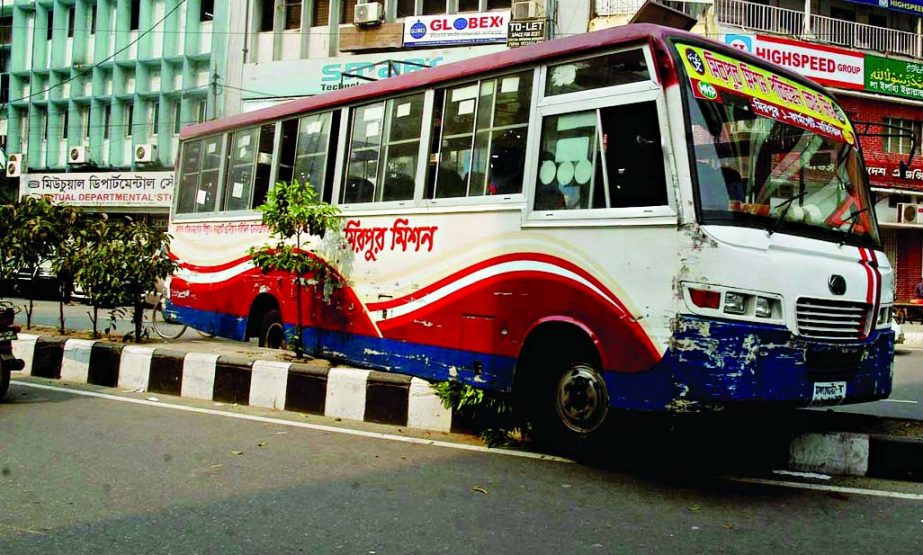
[249,180,342,358]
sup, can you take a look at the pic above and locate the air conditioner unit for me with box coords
[6,153,23,177]
[512,0,545,20]
[68,146,87,164]
[898,202,923,224]
[134,143,157,163]
[354,1,383,25]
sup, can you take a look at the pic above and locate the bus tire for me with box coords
[259,309,285,349]
[521,341,609,453]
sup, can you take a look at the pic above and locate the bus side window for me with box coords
[378,93,425,202]
[293,112,334,198]
[277,118,299,186]
[431,71,532,199]
[533,101,666,211]
[343,102,385,204]
[224,128,258,212]
[196,136,223,213]
[176,140,202,214]
[600,101,667,208]
[251,123,276,208]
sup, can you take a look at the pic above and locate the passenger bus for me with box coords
[167,23,894,444]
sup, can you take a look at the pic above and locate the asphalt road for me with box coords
[2,380,923,553]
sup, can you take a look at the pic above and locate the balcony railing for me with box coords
[715,0,921,58]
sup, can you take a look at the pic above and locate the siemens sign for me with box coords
[403,11,510,47]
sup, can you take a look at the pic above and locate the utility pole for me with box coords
[209,71,219,120]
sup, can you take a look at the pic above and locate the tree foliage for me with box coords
[73,217,177,341]
[248,180,343,357]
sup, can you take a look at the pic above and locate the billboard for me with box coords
[723,33,864,90]
[403,11,510,47]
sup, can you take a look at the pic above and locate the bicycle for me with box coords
[148,292,214,340]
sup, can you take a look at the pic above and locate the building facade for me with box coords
[2,0,232,225]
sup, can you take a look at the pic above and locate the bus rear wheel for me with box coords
[259,309,285,349]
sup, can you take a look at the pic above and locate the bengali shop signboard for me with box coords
[865,54,923,101]
[19,171,175,208]
[403,11,510,47]
[723,33,864,90]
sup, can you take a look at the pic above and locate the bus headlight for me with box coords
[755,297,773,318]
[724,292,747,315]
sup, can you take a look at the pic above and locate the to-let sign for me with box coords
[507,18,545,48]
[723,33,864,90]
[403,11,510,47]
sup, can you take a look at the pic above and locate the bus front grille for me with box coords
[795,298,871,341]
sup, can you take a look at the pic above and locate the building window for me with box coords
[125,102,134,137]
[285,0,302,29]
[201,0,215,22]
[173,102,182,134]
[85,106,92,139]
[486,0,511,9]
[68,8,75,37]
[91,6,97,34]
[151,102,159,136]
[104,104,111,139]
[459,0,480,11]
[423,0,445,15]
[62,109,68,140]
[341,0,358,23]
[47,10,54,41]
[196,100,207,123]
[884,118,919,155]
[130,0,141,31]
[259,0,274,31]
[313,0,330,25]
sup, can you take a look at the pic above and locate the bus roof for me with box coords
[182,23,833,141]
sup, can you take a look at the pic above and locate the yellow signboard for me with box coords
[676,43,855,145]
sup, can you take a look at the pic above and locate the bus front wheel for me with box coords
[520,337,609,453]
[259,309,285,349]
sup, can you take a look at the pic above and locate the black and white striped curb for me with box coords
[10,334,453,432]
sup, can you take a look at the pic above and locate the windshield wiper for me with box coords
[768,191,809,236]
[839,207,871,246]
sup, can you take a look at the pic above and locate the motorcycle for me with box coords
[0,302,25,401]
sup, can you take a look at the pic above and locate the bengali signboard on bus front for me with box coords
[19,171,175,208]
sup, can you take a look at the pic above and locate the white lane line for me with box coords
[882,399,919,404]
[729,477,923,501]
[14,381,572,464]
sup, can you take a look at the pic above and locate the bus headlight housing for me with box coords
[724,292,747,315]
[755,297,773,318]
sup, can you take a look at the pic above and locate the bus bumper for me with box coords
[606,315,894,412]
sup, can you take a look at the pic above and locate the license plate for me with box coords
[811,381,847,405]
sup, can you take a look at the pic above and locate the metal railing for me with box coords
[714,0,805,37]
[715,0,921,58]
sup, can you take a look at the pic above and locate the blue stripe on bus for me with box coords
[167,303,517,390]
[170,305,893,412]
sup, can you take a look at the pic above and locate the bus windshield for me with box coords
[676,43,879,246]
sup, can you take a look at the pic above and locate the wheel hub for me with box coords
[555,364,608,434]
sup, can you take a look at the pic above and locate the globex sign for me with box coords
[403,11,511,47]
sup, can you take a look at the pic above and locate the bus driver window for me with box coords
[534,101,666,211]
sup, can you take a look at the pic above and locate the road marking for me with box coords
[729,477,923,501]
[13,380,572,464]
[882,399,918,404]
